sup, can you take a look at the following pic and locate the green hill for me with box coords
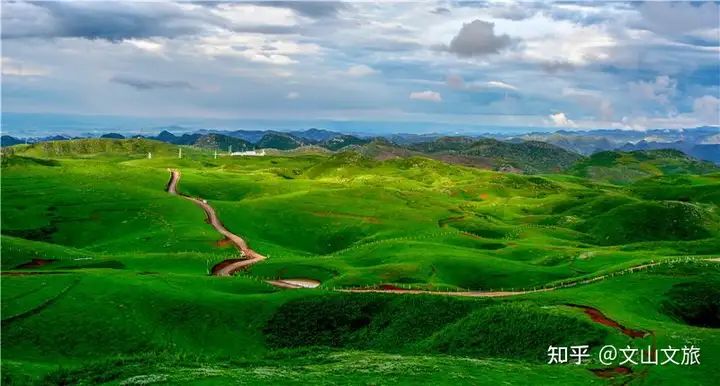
[2,141,719,385]
[569,149,719,184]
[149,131,254,152]
[256,132,305,150]
[318,135,370,151]
[407,137,583,173]
[193,133,254,151]
[354,138,418,160]
[9,138,179,158]
[577,200,719,245]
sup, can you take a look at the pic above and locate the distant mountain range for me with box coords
[404,136,582,173]
[504,126,720,163]
[3,126,718,166]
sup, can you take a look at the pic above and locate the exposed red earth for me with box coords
[566,304,648,338]
[14,258,57,269]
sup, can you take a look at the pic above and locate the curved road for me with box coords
[167,169,718,295]
[167,169,266,276]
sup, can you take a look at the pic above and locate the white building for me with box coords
[231,149,266,156]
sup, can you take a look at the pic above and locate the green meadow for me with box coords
[1,139,719,385]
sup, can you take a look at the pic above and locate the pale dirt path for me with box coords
[167,169,267,276]
[344,258,719,297]
[340,288,539,297]
[167,169,719,295]
[266,279,321,289]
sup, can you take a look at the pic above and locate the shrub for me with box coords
[662,281,720,328]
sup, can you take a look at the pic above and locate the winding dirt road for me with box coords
[167,168,718,295]
[167,169,267,276]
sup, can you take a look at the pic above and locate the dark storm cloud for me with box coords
[2,1,218,40]
[259,1,349,18]
[110,75,195,91]
[444,20,513,57]
[1,1,300,41]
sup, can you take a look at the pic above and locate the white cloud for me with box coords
[693,95,720,124]
[286,91,300,99]
[638,2,720,35]
[124,39,165,54]
[482,81,517,91]
[193,33,321,65]
[347,64,377,77]
[445,75,517,91]
[209,4,301,28]
[628,75,677,105]
[0,57,49,77]
[549,112,576,127]
[409,90,442,102]
[518,21,616,67]
[562,87,614,120]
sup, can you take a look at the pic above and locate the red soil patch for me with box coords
[567,304,647,338]
[210,259,246,275]
[215,237,233,247]
[590,366,632,378]
[15,258,57,269]
[378,284,404,290]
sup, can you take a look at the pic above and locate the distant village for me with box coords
[231,149,266,156]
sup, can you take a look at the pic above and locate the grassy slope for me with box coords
[1,141,719,385]
[569,149,719,184]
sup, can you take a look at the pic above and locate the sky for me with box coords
[1,1,719,136]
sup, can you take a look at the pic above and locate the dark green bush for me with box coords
[662,281,720,328]
[263,293,477,351]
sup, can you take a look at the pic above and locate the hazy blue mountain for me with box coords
[1,135,24,147]
[100,133,125,139]
[510,126,719,163]
[223,130,269,143]
[290,128,343,142]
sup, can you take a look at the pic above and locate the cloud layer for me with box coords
[2,1,718,131]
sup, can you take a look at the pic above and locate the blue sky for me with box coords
[1,1,719,136]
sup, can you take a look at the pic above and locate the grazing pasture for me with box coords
[1,139,718,385]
